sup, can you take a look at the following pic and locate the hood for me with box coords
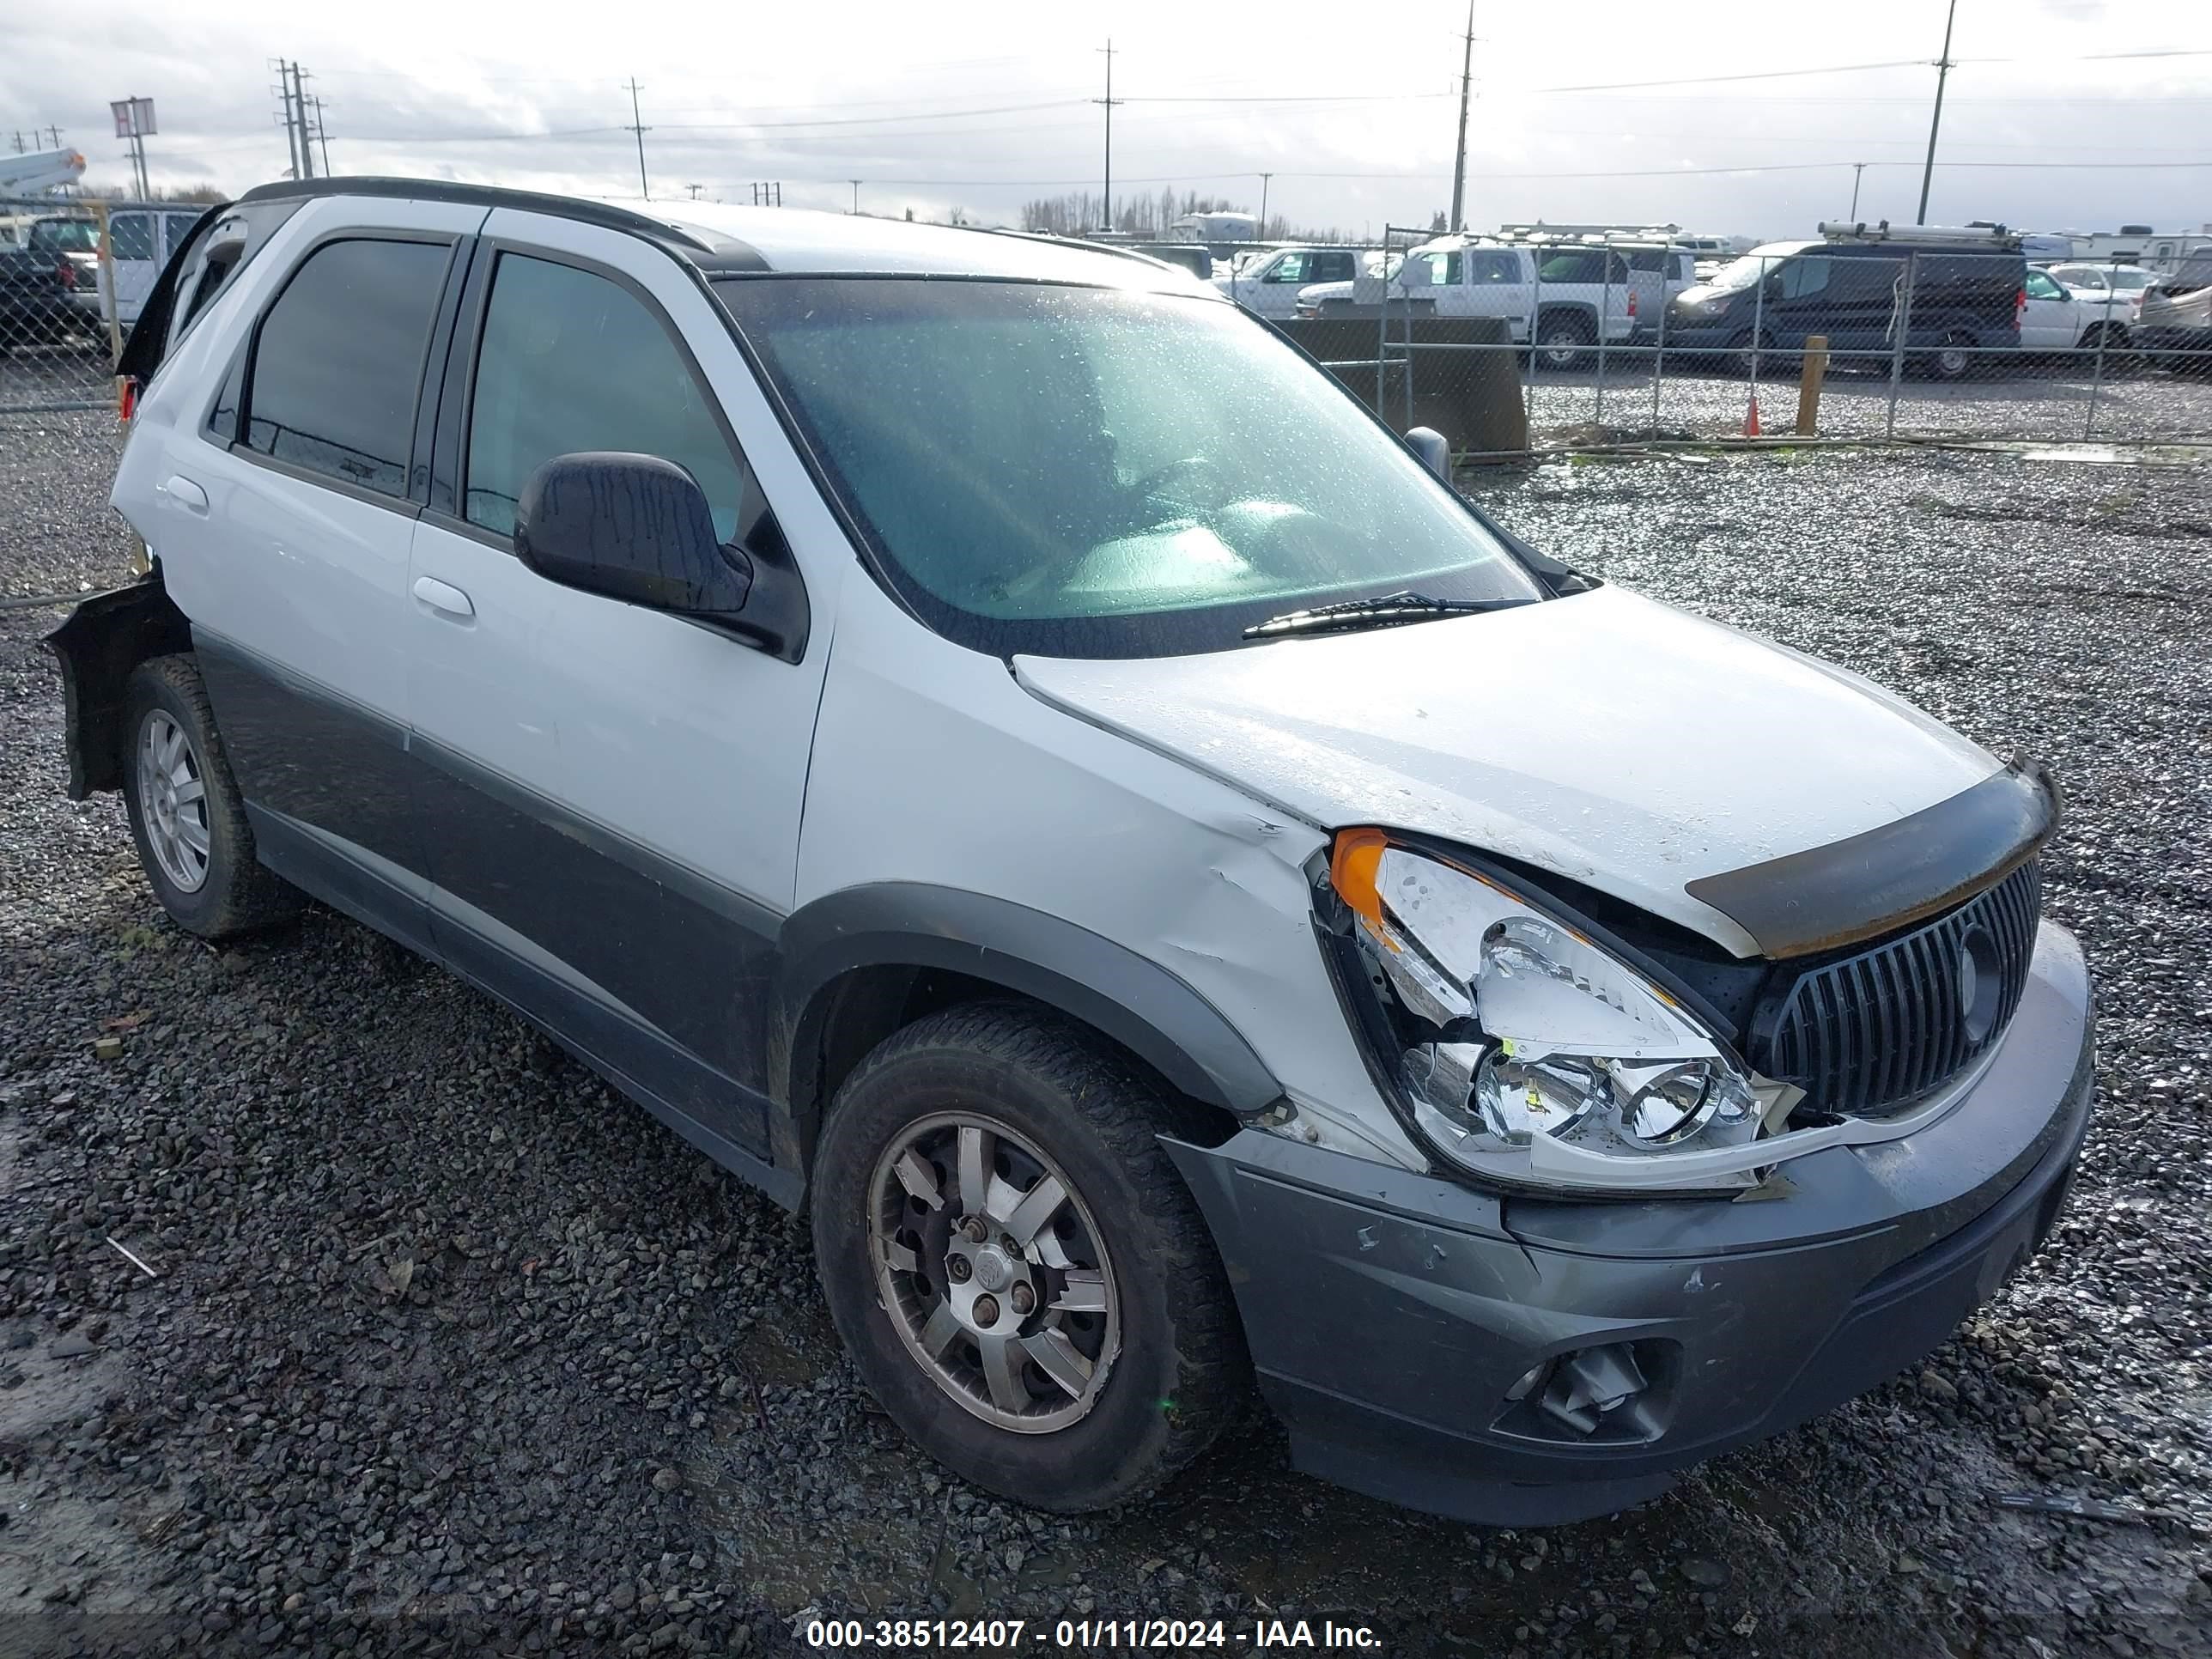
[1670,282,1736,308]
[1016,586,1999,956]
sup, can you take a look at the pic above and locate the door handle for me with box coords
[162,475,208,514]
[411,575,475,619]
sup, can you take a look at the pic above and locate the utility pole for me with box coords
[291,65,314,179]
[1257,173,1272,240]
[9,131,24,155]
[1448,0,1475,232]
[43,125,63,149]
[623,79,650,200]
[1917,0,1959,226]
[849,179,861,214]
[685,182,703,200]
[313,94,332,176]
[1095,40,1121,234]
[1848,161,1866,220]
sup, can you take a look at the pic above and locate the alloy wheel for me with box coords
[868,1110,1120,1433]
[137,709,211,893]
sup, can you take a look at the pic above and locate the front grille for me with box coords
[1753,861,2042,1118]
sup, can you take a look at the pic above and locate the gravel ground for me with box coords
[2,410,2209,1658]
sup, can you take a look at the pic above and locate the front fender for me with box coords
[772,882,1283,1121]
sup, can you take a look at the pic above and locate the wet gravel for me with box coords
[2,410,2209,1657]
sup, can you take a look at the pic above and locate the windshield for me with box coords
[30,218,99,253]
[714,278,1540,658]
[2166,258,2212,292]
[1705,244,1807,292]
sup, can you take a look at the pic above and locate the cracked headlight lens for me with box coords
[1331,830,1774,1193]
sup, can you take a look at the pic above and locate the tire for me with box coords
[811,1001,1249,1512]
[1923,330,1975,382]
[120,653,304,939]
[1534,311,1595,372]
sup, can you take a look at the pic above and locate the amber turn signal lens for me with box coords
[1329,828,1390,938]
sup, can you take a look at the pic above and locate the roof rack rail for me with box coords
[1816,219,2021,248]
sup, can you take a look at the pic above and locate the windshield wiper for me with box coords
[1243,590,1529,640]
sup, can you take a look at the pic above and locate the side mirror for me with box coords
[514,452,751,619]
[1406,427,1451,481]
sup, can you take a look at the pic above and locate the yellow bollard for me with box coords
[1796,334,1829,437]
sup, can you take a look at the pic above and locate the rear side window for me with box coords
[1312,251,1355,283]
[110,213,156,263]
[1467,252,1521,283]
[242,237,449,497]
[464,253,746,541]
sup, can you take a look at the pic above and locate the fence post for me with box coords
[1796,336,1829,436]
[93,201,123,369]
[1595,249,1610,428]
[1885,253,1916,442]
[1650,242,1674,432]
[1748,252,1765,412]
[1525,246,1543,428]
[2083,296,2112,442]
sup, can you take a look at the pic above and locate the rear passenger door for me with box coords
[405,209,836,1162]
[154,200,482,946]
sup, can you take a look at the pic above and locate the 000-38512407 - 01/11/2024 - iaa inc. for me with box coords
[799,1614,1386,1649]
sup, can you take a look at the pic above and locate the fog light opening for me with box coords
[1530,1344,1653,1437]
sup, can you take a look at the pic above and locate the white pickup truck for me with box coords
[1294,236,1638,369]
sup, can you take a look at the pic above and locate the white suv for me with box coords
[54,179,2093,1528]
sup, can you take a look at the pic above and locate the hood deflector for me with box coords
[1683,762,2058,960]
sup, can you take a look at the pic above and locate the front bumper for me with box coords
[1167,921,2094,1526]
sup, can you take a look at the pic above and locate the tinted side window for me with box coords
[465,253,745,542]
[1468,252,1520,283]
[244,238,449,497]
[165,213,201,256]
[110,214,156,263]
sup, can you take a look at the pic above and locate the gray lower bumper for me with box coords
[1168,922,2094,1526]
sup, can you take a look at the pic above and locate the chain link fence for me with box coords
[1,197,121,414]
[1260,231,2212,453]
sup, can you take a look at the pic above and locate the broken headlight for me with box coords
[1331,830,1787,1194]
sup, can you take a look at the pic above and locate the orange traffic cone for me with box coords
[1742,393,1761,437]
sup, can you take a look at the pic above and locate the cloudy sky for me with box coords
[5,1,2208,238]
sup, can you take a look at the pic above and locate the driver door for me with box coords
[405,210,839,1158]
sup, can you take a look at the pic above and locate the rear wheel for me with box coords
[811,1002,1248,1511]
[1923,330,1975,382]
[1534,311,1595,372]
[120,654,303,939]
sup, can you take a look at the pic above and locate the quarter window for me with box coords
[243,237,449,497]
[465,253,745,541]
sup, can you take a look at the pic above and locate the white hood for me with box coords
[1016,586,2000,956]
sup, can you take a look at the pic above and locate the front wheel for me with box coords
[811,1003,1249,1511]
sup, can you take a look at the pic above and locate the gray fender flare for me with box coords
[771,882,1282,1126]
